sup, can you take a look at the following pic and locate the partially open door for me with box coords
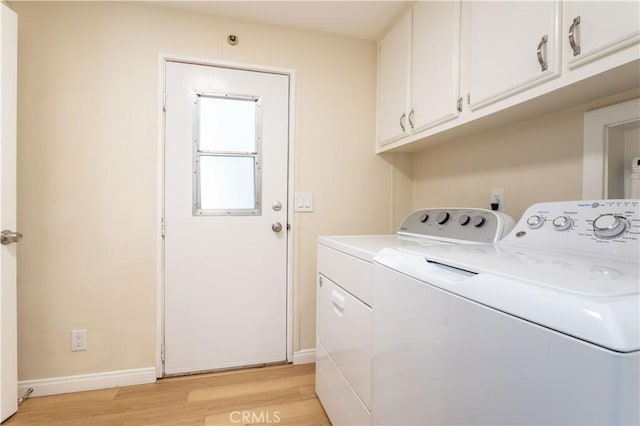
[0,3,19,422]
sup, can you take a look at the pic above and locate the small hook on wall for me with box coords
[227,34,239,46]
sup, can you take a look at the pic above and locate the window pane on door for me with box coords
[198,155,256,211]
[198,95,257,153]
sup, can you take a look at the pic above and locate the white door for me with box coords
[410,0,461,132]
[0,3,18,422]
[163,61,290,375]
[377,10,411,146]
[467,1,560,110]
[564,1,640,69]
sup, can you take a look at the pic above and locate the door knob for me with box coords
[271,222,283,233]
[1,230,23,245]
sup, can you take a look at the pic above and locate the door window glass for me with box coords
[199,96,257,153]
[194,93,262,215]
[199,156,256,210]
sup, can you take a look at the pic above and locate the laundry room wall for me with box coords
[412,89,640,221]
[11,1,402,382]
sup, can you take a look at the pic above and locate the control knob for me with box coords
[552,216,573,231]
[526,215,545,229]
[471,215,485,227]
[419,213,429,223]
[593,214,629,239]
[459,214,470,226]
[436,212,450,225]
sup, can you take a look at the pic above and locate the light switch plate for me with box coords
[294,192,313,212]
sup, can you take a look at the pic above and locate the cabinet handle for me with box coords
[331,290,345,310]
[408,109,415,129]
[536,34,548,72]
[399,113,406,132]
[569,16,581,56]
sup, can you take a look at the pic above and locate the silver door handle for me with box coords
[271,222,283,233]
[399,113,406,132]
[569,16,581,56]
[537,34,548,72]
[1,230,23,245]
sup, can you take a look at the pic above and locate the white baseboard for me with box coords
[292,348,316,365]
[18,367,157,398]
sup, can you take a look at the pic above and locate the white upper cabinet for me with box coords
[410,1,462,133]
[377,2,462,147]
[563,1,640,70]
[466,1,561,111]
[375,1,639,153]
[378,11,411,146]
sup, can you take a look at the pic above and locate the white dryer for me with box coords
[316,208,514,425]
[373,199,640,425]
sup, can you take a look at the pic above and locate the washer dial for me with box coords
[459,214,470,226]
[593,214,629,239]
[436,212,450,225]
[419,213,429,223]
[552,216,573,231]
[471,215,485,227]
[526,215,545,229]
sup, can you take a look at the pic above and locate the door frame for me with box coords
[155,54,296,377]
[582,97,640,199]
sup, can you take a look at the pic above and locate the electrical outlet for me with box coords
[491,188,505,211]
[71,329,87,351]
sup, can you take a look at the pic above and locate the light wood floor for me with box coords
[4,363,331,426]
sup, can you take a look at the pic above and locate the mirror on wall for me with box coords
[583,98,640,200]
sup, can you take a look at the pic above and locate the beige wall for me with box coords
[412,90,640,221]
[12,2,394,380]
[13,0,637,384]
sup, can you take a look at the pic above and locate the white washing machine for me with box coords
[372,199,640,425]
[316,208,514,425]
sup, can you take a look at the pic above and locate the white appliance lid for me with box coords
[375,245,640,352]
[397,244,639,297]
[317,235,424,262]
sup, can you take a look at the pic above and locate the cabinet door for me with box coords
[564,1,640,69]
[377,11,411,146]
[467,1,560,111]
[411,1,461,132]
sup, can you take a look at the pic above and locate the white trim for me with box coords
[155,55,166,379]
[286,67,297,365]
[158,53,296,80]
[156,53,296,376]
[18,368,156,398]
[292,349,316,365]
[582,98,640,199]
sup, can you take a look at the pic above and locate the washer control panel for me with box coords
[502,199,639,260]
[399,208,515,243]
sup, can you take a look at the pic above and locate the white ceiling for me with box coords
[156,1,410,40]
